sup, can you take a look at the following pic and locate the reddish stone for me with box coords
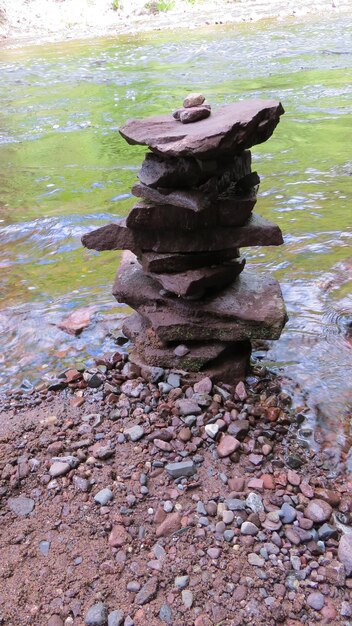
[57,306,94,336]
[261,474,276,489]
[217,435,240,458]
[108,525,130,548]
[300,481,314,498]
[113,254,287,344]
[178,105,211,123]
[140,248,240,273]
[132,181,212,211]
[266,407,281,422]
[156,512,182,537]
[119,99,284,159]
[315,488,341,507]
[235,380,247,401]
[228,476,245,492]
[82,213,283,254]
[247,478,264,491]
[194,377,212,394]
[64,369,82,383]
[287,470,301,486]
[127,199,216,231]
[304,499,333,523]
[149,258,246,298]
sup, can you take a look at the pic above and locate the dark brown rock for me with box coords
[140,249,240,274]
[149,258,245,297]
[113,253,288,343]
[132,181,212,211]
[127,194,255,231]
[119,99,284,158]
[179,105,211,123]
[218,192,257,226]
[138,152,203,189]
[126,199,216,231]
[82,213,283,254]
[123,313,236,371]
[129,341,251,385]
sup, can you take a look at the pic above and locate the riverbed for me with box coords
[0,15,351,444]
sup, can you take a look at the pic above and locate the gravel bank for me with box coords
[1,352,352,625]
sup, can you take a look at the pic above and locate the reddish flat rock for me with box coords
[217,434,241,457]
[140,249,240,274]
[129,341,251,385]
[119,99,284,158]
[122,313,231,371]
[126,199,216,231]
[57,306,95,336]
[132,181,213,211]
[149,258,246,297]
[113,253,288,343]
[82,213,283,254]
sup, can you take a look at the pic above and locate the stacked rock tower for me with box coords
[82,94,288,383]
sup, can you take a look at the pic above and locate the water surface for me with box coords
[0,17,351,448]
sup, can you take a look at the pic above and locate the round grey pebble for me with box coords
[159,603,173,624]
[163,500,173,513]
[85,602,108,626]
[224,530,235,542]
[280,502,296,524]
[94,488,113,506]
[126,581,140,592]
[307,591,325,611]
[108,610,124,626]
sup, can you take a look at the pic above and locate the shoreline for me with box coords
[0,0,350,50]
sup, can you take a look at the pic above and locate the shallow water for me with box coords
[0,17,351,439]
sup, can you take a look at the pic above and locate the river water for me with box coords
[0,16,351,445]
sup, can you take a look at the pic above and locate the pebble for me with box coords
[124,425,144,442]
[246,492,264,514]
[217,435,240,458]
[175,575,189,589]
[280,502,297,524]
[167,373,180,388]
[108,525,130,548]
[318,522,337,540]
[8,496,35,516]
[204,423,219,439]
[248,553,265,567]
[226,498,246,511]
[159,603,173,624]
[207,547,221,559]
[108,610,124,626]
[182,589,193,609]
[39,540,50,556]
[183,92,205,108]
[194,376,212,394]
[241,521,259,536]
[307,591,325,611]
[338,533,352,575]
[305,499,333,523]
[165,460,196,478]
[85,602,108,626]
[49,461,71,477]
[135,576,158,605]
[223,510,234,524]
[163,500,173,513]
[224,530,235,542]
[94,488,113,506]
[48,617,64,626]
[175,399,201,416]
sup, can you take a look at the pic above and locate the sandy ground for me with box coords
[1,354,352,626]
[0,0,351,48]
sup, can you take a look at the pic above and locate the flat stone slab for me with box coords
[140,249,240,274]
[138,150,251,190]
[132,181,211,211]
[119,99,284,158]
[129,342,251,385]
[123,313,232,370]
[126,199,216,231]
[127,193,255,231]
[113,252,288,343]
[149,258,246,298]
[82,213,283,254]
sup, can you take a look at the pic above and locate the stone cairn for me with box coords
[82,94,288,384]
